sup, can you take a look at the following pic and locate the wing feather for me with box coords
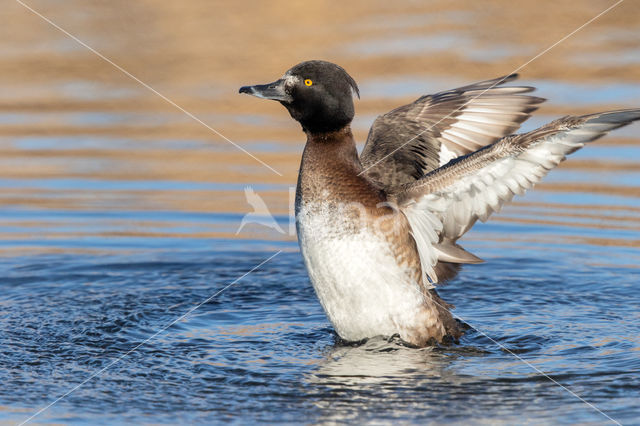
[360,74,544,193]
[393,109,640,284]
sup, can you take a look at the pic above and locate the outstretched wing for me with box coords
[392,109,640,285]
[360,74,545,192]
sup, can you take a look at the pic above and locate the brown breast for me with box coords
[296,126,425,284]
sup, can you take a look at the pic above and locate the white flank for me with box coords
[296,201,426,342]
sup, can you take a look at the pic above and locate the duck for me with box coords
[239,60,640,347]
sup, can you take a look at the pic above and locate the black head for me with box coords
[239,60,360,134]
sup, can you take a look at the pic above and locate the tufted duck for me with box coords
[240,60,640,347]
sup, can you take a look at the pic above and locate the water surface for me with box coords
[1,1,639,424]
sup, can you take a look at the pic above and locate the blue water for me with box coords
[1,168,640,425]
[2,2,640,424]
[1,232,639,425]
[2,119,640,423]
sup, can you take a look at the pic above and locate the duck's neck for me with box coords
[305,126,361,170]
[296,125,382,206]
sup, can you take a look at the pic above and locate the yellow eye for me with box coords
[304,79,313,86]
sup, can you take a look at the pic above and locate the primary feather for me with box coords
[392,109,640,284]
[360,74,545,192]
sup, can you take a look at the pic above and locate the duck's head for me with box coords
[239,60,360,134]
